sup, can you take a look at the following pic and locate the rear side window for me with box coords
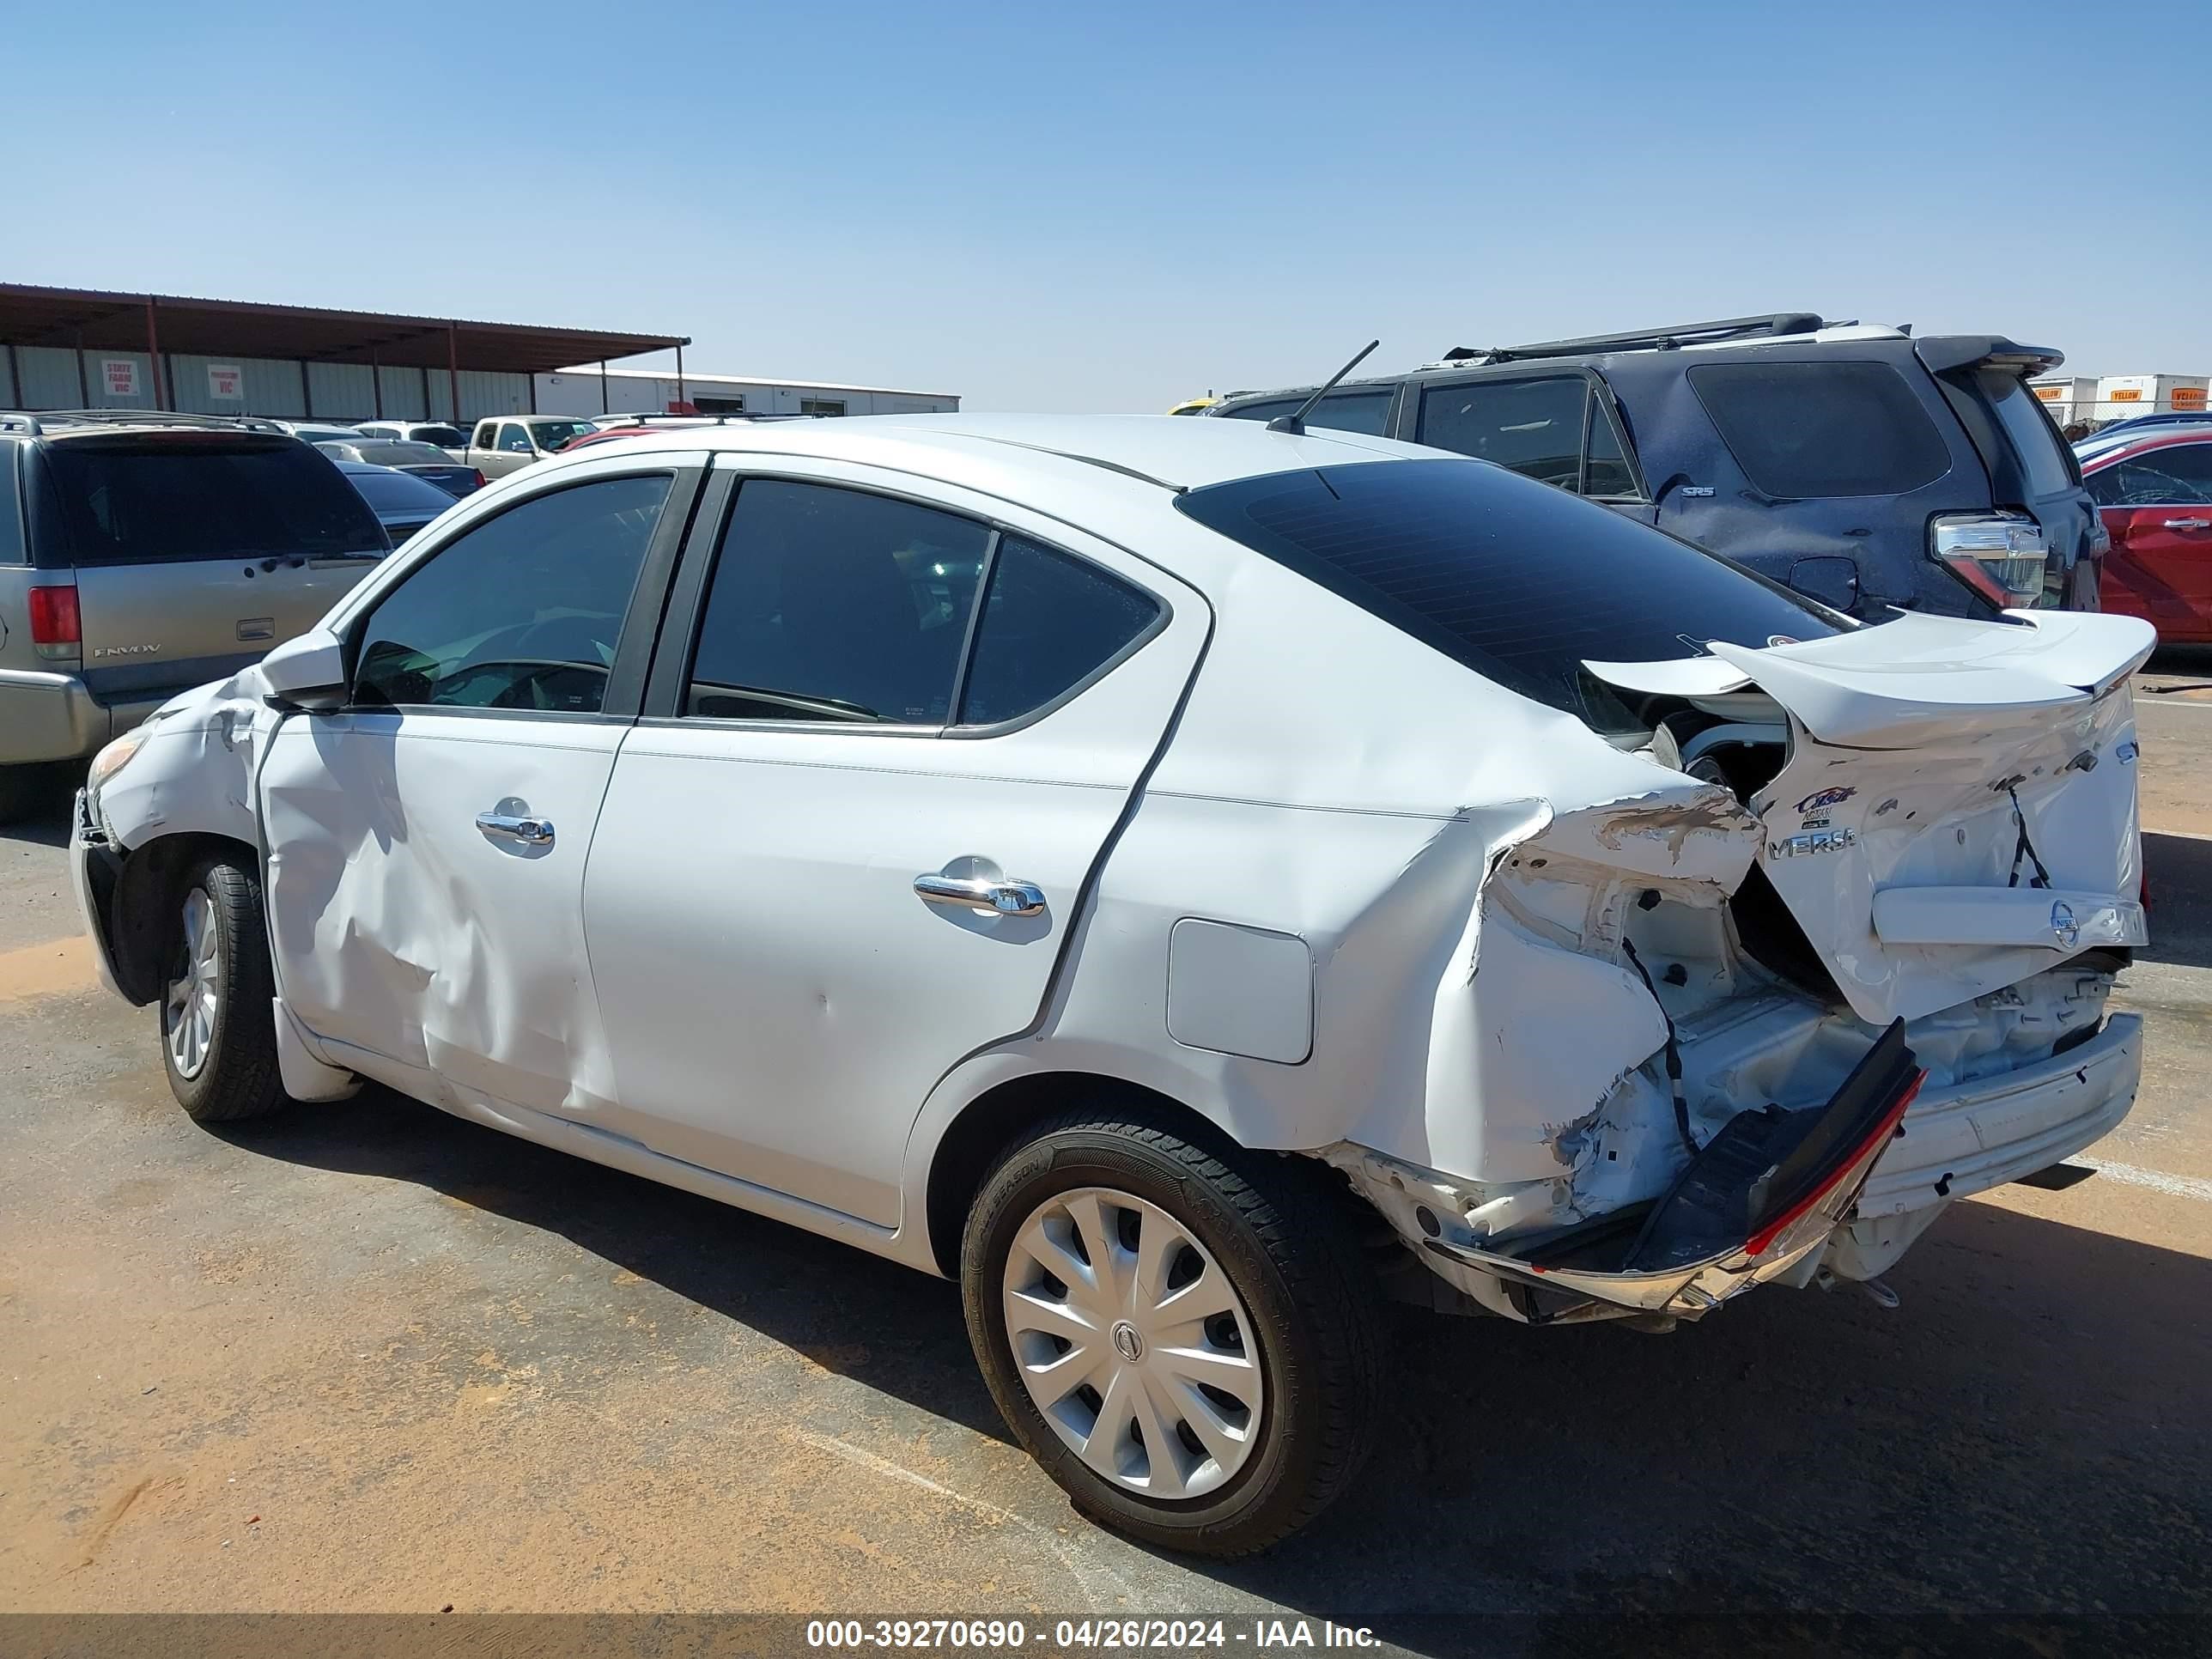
[40,439,386,564]
[1218,389,1395,435]
[1175,458,1842,728]
[1687,361,1951,498]
[1415,375,1638,497]
[1980,373,2076,498]
[352,473,671,712]
[956,537,1161,726]
[0,443,23,564]
[686,482,990,724]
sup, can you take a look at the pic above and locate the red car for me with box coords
[2081,423,2212,640]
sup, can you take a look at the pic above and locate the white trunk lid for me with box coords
[1589,611,2156,1024]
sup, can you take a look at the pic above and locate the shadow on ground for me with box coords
[221,1091,2212,1648]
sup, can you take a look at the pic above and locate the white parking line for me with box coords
[2078,1158,2212,1205]
[794,1428,1138,1607]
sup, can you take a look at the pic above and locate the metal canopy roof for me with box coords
[0,283,688,375]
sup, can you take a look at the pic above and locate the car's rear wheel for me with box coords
[160,856,289,1123]
[961,1113,1384,1556]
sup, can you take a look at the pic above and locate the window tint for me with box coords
[2093,446,2212,507]
[473,422,498,449]
[1981,372,2076,498]
[1687,361,1951,498]
[42,438,386,564]
[349,468,459,514]
[1175,458,1843,732]
[351,473,671,713]
[1419,377,1588,491]
[1217,389,1394,435]
[0,442,23,564]
[686,482,989,724]
[413,424,465,448]
[1583,401,1637,497]
[497,423,533,453]
[957,537,1161,726]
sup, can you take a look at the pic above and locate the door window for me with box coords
[473,422,498,449]
[2090,446,2212,506]
[1419,377,1589,491]
[955,536,1162,726]
[497,423,534,453]
[1217,388,1395,435]
[350,473,672,713]
[684,481,990,724]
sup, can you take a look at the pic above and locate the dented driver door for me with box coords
[259,465,697,1121]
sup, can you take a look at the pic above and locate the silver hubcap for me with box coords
[163,887,220,1081]
[1001,1187,1264,1499]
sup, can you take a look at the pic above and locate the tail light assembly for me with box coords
[27,580,82,663]
[1930,511,2048,609]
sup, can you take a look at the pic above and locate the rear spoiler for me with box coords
[1915,335,2063,377]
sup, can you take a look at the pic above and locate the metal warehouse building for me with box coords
[535,363,958,419]
[0,282,687,424]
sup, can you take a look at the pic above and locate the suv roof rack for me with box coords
[1437,312,1832,366]
[0,408,289,436]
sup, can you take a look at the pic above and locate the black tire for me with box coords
[158,856,290,1123]
[0,762,64,827]
[961,1111,1386,1557]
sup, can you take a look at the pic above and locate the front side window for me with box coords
[1418,377,1589,491]
[351,473,672,713]
[956,537,1161,726]
[685,481,989,724]
[1687,361,1951,498]
[2090,445,2212,507]
[497,423,534,453]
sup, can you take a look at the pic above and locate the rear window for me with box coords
[1981,373,2077,497]
[1687,361,1952,498]
[349,468,459,514]
[42,438,386,564]
[412,425,465,448]
[363,441,457,467]
[1174,458,1843,728]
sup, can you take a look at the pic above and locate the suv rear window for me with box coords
[1175,458,1842,727]
[1686,361,1951,498]
[42,438,386,564]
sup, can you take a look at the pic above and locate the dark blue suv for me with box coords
[1207,313,2105,619]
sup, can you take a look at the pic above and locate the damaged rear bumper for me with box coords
[1335,1011,2141,1326]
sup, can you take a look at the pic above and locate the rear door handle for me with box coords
[477,811,555,847]
[2161,518,2211,532]
[913,873,1046,916]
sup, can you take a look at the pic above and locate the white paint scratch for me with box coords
[794,1428,1139,1608]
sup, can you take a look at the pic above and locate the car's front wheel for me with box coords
[160,856,289,1123]
[962,1113,1385,1556]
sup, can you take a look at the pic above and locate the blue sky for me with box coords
[3,0,2206,411]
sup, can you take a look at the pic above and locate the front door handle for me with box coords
[477,811,555,847]
[914,873,1046,916]
[2160,517,2211,532]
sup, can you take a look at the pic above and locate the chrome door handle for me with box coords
[477,811,555,847]
[2161,518,2211,532]
[913,873,1047,916]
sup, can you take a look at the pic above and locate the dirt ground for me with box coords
[3,661,2209,1652]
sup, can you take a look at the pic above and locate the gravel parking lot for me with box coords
[3,656,2209,1647]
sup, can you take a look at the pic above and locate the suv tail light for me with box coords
[1931,512,2048,609]
[27,581,82,663]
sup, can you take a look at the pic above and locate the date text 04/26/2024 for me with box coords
[805,1619,1382,1650]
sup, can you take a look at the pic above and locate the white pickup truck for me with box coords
[457,415,603,478]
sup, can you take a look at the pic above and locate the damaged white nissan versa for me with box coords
[72,415,2151,1554]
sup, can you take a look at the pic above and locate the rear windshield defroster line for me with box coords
[1174,458,1845,728]
[41,438,388,564]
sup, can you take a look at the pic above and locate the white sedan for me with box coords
[72,415,2151,1554]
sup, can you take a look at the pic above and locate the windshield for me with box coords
[1175,458,1844,728]
[348,468,460,514]
[1982,372,2079,497]
[532,419,600,451]
[45,437,386,562]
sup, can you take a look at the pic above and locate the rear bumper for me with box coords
[0,668,179,766]
[1852,1012,2140,1220]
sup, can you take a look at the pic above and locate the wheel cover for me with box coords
[163,887,221,1081]
[1001,1186,1265,1500]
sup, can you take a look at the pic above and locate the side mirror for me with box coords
[258,629,349,710]
[1786,556,1861,613]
